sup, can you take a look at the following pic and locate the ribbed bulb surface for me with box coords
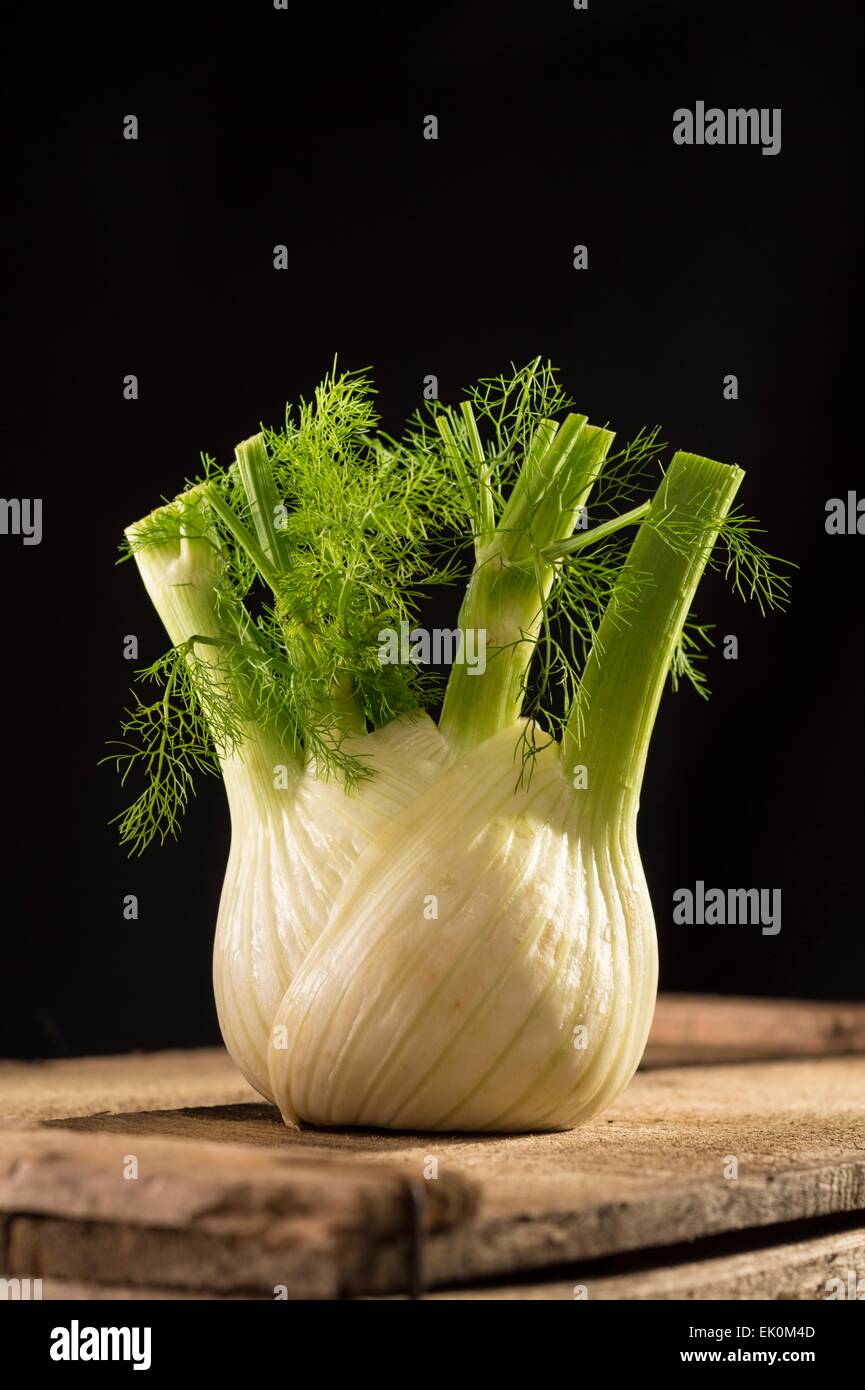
[213,714,453,1100]
[264,724,657,1131]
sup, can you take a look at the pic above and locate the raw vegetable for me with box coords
[108,360,789,1129]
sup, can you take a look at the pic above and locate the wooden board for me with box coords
[419,1228,865,1301]
[3,996,863,1126]
[2,1054,865,1298]
[22,1225,865,1300]
[642,994,865,1067]
[0,1047,257,1123]
[2,996,864,1299]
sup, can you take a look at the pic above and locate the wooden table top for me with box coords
[2,994,864,1300]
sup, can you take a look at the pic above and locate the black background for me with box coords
[1,1,859,1059]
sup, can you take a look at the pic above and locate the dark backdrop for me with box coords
[1,1,859,1059]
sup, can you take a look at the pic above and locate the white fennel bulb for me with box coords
[268,723,657,1131]
[213,714,451,1099]
[110,361,788,1132]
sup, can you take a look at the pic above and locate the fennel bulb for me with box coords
[212,715,451,1100]
[109,361,789,1130]
[267,722,658,1131]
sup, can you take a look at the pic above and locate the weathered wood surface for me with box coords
[2,998,864,1299]
[0,1125,474,1298]
[643,995,865,1068]
[419,1228,865,1301]
[2,1056,864,1297]
[18,1227,865,1300]
[0,1047,257,1123]
[3,996,864,1128]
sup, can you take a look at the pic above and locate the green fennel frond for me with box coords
[463,356,573,460]
[650,497,794,616]
[512,453,792,774]
[104,627,306,853]
[590,425,667,512]
[112,363,474,828]
[405,357,574,538]
[259,365,469,735]
[515,536,653,776]
[110,359,792,851]
[102,649,228,855]
[669,617,715,699]
[712,507,794,614]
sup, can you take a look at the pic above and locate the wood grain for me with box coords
[0,1047,257,1123]
[419,1228,865,1301]
[3,1001,865,1299]
[645,995,865,1067]
[34,1227,865,1301]
[0,1125,474,1298]
[2,1056,863,1297]
[3,995,864,1128]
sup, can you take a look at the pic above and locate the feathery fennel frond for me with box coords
[259,366,469,733]
[650,495,794,616]
[669,617,715,699]
[590,424,667,512]
[466,357,573,452]
[109,359,792,852]
[103,649,227,855]
[712,507,794,614]
[110,363,475,843]
[404,358,575,537]
[515,537,654,777]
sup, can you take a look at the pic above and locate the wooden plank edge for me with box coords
[643,995,865,1068]
[3,1155,865,1299]
[415,1156,865,1293]
[416,1226,865,1301]
[0,1124,476,1239]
